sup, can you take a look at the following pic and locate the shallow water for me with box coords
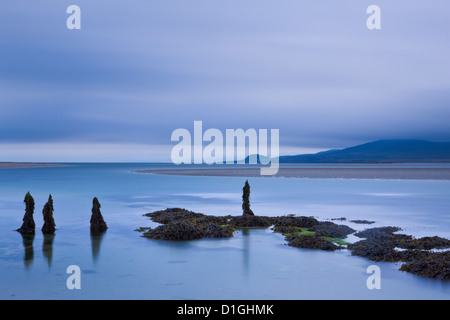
[0,163,449,299]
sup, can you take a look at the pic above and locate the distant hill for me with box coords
[243,154,272,164]
[278,140,450,163]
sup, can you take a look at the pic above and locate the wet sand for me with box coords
[136,166,450,180]
[0,162,65,169]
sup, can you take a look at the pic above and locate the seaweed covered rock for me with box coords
[351,227,450,256]
[308,221,355,239]
[399,252,450,280]
[354,226,405,241]
[348,239,403,262]
[142,208,234,240]
[271,225,302,235]
[229,215,271,228]
[17,192,36,235]
[272,218,352,251]
[397,236,450,251]
[349,226,410,262]
[143,219,234,240]
[349,226,450,278]
[90,197,108,234]
[145,208,230,226]
[270,215,319,230]
[145,208,205,224]
[41,194,56,234]
[139,208,450,280]
[286,234,342,251]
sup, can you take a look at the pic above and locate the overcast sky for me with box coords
[1,1,450,162]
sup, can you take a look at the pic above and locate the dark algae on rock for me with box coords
[136,180,450,280]
[142,208,234,240]
[285,234,342,251]
[308,221,355,239]
[139,208,353,251]
[349,226,450,279]
[16,192,36,235]
[138,208,450,280]
[272,217,353,250]
[399,253,450,280]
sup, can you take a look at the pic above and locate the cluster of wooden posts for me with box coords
[16,192,108,235]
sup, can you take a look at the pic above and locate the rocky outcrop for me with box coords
[308,221,355,239]
[143,219,234,240]
[139,207,450,279]
[399,253,450,280]
[142,208,233,240]
[286,234,341,251]
[139,208,350,251]
[349,226,450,279]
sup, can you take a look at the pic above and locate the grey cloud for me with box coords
[1,0,450,159]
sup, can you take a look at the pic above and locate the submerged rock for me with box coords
[349,219,375,225]
[17,192,36,235]
[90,197,108,234]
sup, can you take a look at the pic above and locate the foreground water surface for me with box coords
[0,163,449,299]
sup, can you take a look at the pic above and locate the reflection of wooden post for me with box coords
[17,192,36,235]
[42,194,56,234]
[242,180,254,216]
[91,232,105,263]
[42,234,55,268]
[21,234,35,269]
[90,197,108,234]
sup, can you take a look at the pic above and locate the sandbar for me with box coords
[0,162,66,169]
[136,166,450,180]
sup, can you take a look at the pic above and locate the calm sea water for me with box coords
[0,163,449,299]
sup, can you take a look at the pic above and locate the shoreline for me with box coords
[135,166,450,180]
[0,162,66,169]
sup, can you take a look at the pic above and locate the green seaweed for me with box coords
[322,236,350,246]
[282,228,349,246]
